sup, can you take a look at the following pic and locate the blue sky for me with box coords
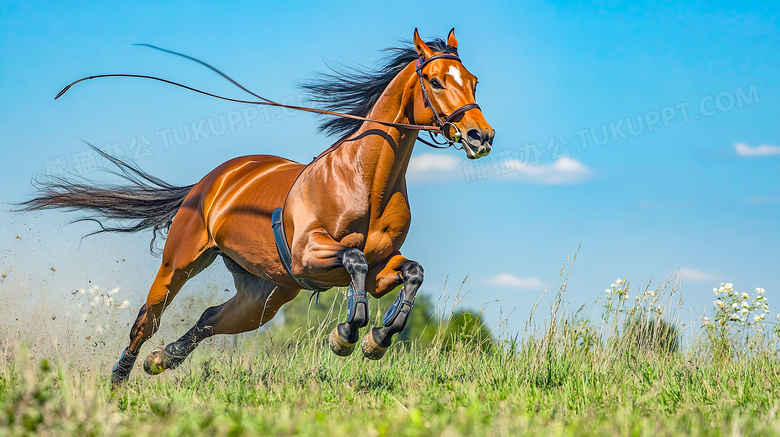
[1,1,778,336]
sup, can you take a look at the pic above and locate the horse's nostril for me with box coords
[467,129,483,144]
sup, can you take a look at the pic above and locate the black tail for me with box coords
[18,145,194,252]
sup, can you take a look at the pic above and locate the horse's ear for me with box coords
[413,28,434,59]
[447,28,458,48]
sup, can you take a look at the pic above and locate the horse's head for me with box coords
[413,29,494,159]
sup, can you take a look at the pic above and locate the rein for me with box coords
[54,45,479,149]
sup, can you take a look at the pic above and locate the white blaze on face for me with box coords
[446,65,464,86]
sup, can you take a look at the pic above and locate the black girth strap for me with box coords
[271,207,331,292]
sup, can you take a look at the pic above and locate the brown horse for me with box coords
[22,29,494,386]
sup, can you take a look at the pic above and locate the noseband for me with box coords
[415,54,481,149]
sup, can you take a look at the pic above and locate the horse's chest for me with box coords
[363,191,411,262]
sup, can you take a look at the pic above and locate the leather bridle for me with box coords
[415,53,481,149]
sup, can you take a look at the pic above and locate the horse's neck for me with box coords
[324,63,419,199]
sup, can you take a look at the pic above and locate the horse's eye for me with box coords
[429,79,443,90]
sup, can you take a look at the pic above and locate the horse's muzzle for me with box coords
[463,128,494,159]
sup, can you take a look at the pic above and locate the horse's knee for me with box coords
[401,261,424,288]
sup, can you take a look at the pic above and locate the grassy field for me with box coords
[2,278,780,436]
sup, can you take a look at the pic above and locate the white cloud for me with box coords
[498,157,593,185]
[678,268,719,283]
[735,142,780,157]
[486,273,545,290]
[406,153,461,184]
[407,153,593,185]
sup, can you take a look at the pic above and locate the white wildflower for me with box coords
[754,314,766,322]
[740,308,749,315]
[741,292,750,299]
[714,300,725,307]
[756,288,765,295]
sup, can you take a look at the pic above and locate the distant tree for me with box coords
[439,310,494,352]
[273,287,440,348]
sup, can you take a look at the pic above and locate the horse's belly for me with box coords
[205,155,304,281]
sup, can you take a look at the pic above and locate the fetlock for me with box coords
[163,342,190,369]
[111,348,138,387]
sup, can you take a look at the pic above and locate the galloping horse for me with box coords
[23,29,494,386]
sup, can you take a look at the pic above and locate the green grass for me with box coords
[2,277,780,436]
[2,332,780,436]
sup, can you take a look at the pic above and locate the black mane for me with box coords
[300,38,457,141]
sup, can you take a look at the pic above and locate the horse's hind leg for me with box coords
[142,256,299,375]
[110,215,216,386]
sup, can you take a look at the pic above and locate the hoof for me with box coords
[329,327,356,356]
[143,348,171,375]
[361,329,388,360]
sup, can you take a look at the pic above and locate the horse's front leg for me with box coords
[299,233,369,357]
[361,254,424,359]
